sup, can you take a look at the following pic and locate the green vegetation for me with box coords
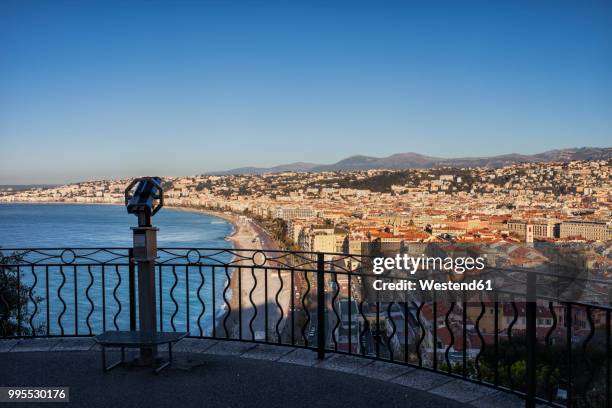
[0,252,43,336]
[476,337,607,407]
[306,168,478,193]
[401,334,607,407]
[241,209,299,251]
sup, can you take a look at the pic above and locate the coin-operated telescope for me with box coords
[125,177,164,262]
[125,177,164,227]
[124,177,164,363]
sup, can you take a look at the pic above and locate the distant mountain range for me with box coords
[210,147,611,175]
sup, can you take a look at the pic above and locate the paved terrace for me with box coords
[0,338,529,408]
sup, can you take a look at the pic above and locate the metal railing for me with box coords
[1,247,610,408]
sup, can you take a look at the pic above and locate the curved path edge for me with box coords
[1,338,531,408]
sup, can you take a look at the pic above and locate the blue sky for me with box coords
[1,1,611,184]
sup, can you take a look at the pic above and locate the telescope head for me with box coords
[124,177,164,227]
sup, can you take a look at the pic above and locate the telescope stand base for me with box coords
[100,346,174,374]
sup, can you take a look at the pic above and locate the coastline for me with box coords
[1,202,276,251]
[165,206,284,338]
[166,206,278,252]
[2,201,288,338]
[0,201,123,206]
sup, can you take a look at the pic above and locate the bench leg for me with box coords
[153,343,173,374]
[102,346,125,372]
[101,346,105,371]
[154,361,170,374]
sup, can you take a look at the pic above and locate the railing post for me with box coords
[128,248,136,331]
[525,271,537,408]
[317,252,325,360]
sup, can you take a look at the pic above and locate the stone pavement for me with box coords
[0,338,531,408]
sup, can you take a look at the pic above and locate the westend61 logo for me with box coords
[371,254,492,293]
[372,254,486,275]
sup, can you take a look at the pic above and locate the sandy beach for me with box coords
[168,207,292,340]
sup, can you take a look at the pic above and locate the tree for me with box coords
[0,252,43,336]
[478,336,606,407]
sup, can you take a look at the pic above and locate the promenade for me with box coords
[185,209,292,340]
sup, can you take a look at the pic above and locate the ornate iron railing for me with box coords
[1,247,610,408]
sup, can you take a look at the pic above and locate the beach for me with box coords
[169,207,291,340]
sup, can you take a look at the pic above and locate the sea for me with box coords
[0,203,234,335]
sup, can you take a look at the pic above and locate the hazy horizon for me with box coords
[2,1,611,184]
[0,145,609,186]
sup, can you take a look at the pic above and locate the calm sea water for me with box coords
[0,203,233,248]
[0,203,234,335]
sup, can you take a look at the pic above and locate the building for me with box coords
[559,220,611,241]
[287,219,308,243]
[272,207,317,221]
[508,219,559,240]
[298,225,336,253]
[466,303,503,334]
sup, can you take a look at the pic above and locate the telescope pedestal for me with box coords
[131,226,159,364]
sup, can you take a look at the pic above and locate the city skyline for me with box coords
[2,1,612,184]
[0,145,610,185]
